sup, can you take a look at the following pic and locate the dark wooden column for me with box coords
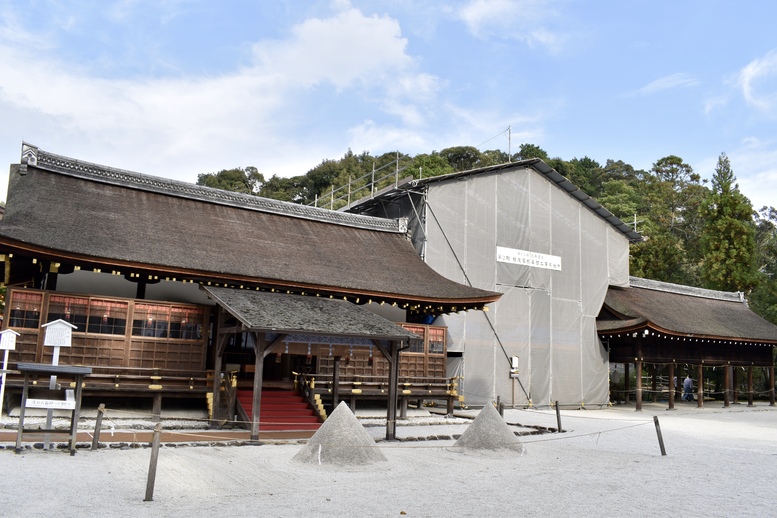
[697,364,704,408]
[210,309,230,424]
[332,356,341,408]
[386,340,400,440]
[250,332,266,442]
[635,360,643,411]
[667,363,675,410]
[770,365,775,407]
[747,366,754,407]
[732,367,739,404]
[723,364,731,407]
[373,339,400,441]
[624,363,630,403]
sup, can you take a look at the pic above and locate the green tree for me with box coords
[513,143,548,161]
[699,153,758,292]
[197,166,264,194]
[439,146,483,171]
[568,156,604,198]
[747,207,777,324]
[629,155,708,285]
[412,152,455,179]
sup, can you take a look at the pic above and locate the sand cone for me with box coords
[454,402,525,453]
[293,401,386,465]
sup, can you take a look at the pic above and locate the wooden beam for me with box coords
[217,325,248,335]
[262,333,288,359]
[667,363,675,410]
[770,365,775,407]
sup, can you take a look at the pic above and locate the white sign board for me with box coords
[26,389,76,410]
[42,319,77,347]
[26,398,77,410]
[0,329,20,351]
[497,246,562,271]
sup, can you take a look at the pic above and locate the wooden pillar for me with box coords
[624,363,630,403]
[152,393,162,422]
[747,366,754,407]
[723,365,731,408]
[210,331,229,424]
[697,364,704,408]
[770,365,775,407]
[635,360,643,411]
[386,341,400,440]
[250,332,265,442]
[667,363,675,410]
[332,356,341,408]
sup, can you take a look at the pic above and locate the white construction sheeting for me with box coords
[427,166,629,407]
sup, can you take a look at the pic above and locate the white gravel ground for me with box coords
[1,402,775,517]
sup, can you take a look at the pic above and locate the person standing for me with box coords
[683,375,694,402]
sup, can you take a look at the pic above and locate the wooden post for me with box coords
[635,360,643,411]
[210,331,228,424]
[250,332,265,442]
[653,415,667,456]
[69,373,86,456]
[332,356,341,409]
[555,400,563,433]
[144,423,163,502]
[386,341,399,441]
[770,365,775,407]
[92,404,105,450]
[733,367,739,404]
[697,365,704,408]
[723,365,731,408]
[152,393,162,422]
[624,363,630,403]
[747,366,754,407]
[667,363,675,410]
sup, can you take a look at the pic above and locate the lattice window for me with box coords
[8,291,43,329]
[133,303,171,337]
[428,327,445,354]
[87,299,128,335]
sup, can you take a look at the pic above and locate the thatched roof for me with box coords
[0,145,500,310]
[598,277,777,344]
[202,286,421,340]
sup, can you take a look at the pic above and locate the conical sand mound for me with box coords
[293,401,386,465]
[454,403,525,454]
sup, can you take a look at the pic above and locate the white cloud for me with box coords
[251,8,414,90]
[456,0,564,51]
[738,49,777,113]
[632,73,699,96]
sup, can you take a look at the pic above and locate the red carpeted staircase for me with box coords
[236,389,321,431]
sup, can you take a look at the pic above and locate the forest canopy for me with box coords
[197,145,777,325]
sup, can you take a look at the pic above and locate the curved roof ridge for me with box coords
[628,276,744,303]
[24,143,402,233]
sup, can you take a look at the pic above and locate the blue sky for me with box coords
[1,0,776,212]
